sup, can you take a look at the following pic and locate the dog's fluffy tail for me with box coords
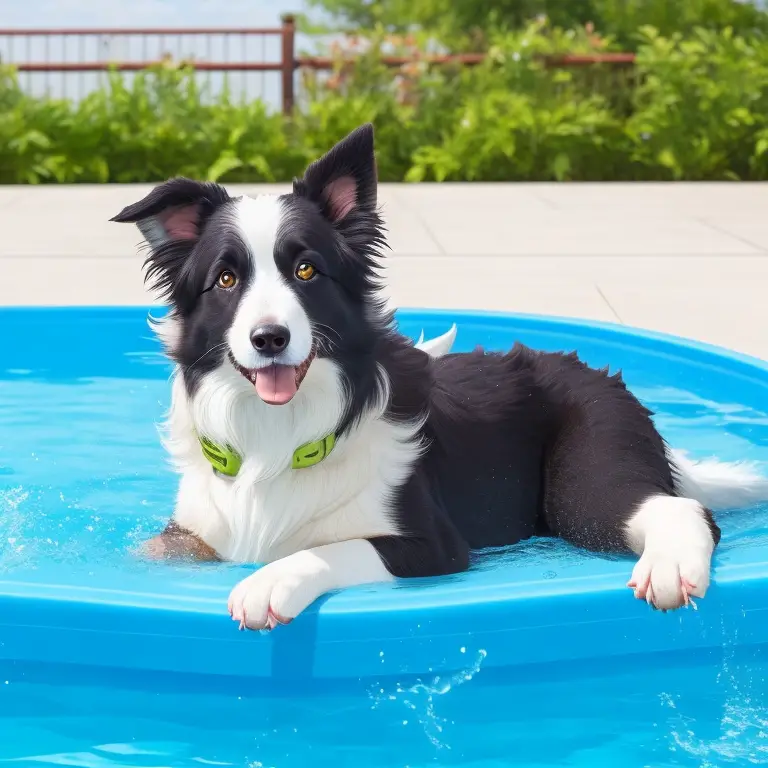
[669,447,768,511]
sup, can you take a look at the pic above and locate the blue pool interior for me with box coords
[1,307,767,766]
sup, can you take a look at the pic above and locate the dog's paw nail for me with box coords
[267,605,293,628]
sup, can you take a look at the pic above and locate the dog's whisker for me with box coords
[311,325,337,354]
[184,342,228,373]
[314,332,335,356]
[312,322,341,343]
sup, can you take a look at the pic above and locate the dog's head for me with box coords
[113,124,386,406]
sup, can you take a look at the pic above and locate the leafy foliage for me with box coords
[2,22,768,183]
[306,0,768,51]
[627,26,768,179]
[0,65,309,184]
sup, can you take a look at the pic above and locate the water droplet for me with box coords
[460,647,466,653]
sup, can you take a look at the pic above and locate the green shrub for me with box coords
[0,65,309,184]
[393,22,629,181]
[595,0,768,51]
[627,26,768,179]
[306,0,768,51]
[2,23,768,183]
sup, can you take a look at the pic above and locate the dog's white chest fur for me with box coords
[163,356,422,563]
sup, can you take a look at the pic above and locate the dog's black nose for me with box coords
[250,324,291,356]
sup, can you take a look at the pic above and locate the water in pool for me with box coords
[1,317,767,767]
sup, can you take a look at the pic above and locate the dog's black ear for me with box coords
[111,178,231,302]
[110,177,231,249]
[293,123,377,223]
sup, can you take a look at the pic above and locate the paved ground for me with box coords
[1,182,767,359]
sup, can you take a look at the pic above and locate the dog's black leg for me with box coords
[539,365,719,610]
[369,473,470,578]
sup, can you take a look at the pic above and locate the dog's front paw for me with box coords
[227,552,327,631]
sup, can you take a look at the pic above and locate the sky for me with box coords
[0,0,305,28]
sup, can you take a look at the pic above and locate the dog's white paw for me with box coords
[625,495,715,612]
[627,550,711,611]
[226,540,393,631]
[228,552,325,630]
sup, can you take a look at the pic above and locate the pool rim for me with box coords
[2,305,768,680]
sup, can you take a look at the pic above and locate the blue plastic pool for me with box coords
[1,307,767,767]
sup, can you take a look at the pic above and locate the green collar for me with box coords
[198,433,336,477]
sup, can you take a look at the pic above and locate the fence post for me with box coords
[280,14,296,115]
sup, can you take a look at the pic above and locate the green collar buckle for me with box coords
[291,433,336,469]
[198,433,335,477]
[199,435,242,478]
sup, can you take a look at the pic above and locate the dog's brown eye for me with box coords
[217,270,237,289]
[295,262,316,281]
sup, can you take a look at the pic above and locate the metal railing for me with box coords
[0,18,636,114]
[0,18,297,111]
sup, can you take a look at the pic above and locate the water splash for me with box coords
[659,620,768,765]
[0,484,163,575]
[0,487,32,572]
[370,649,488,750]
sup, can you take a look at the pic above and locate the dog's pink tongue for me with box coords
[254,365,297,405]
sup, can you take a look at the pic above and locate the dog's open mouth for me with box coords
[229,347,316,406]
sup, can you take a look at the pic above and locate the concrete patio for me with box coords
[1,182,766,359]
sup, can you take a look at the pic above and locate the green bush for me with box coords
[596,0,768,51]
[306,0,768,52]
[0,65,310,184]
[389,22,630,181]
[627,26,768,179]
[1,23,768,183]
[298,21,768,181]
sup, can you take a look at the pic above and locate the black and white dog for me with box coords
[113,124,768,630]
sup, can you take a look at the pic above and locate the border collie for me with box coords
[113,124,768,630]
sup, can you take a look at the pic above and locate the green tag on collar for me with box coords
[199,435,242,478]
[291,433,336,469]
[198,433,336,476]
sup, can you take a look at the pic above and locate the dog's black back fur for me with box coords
[370,339,692,578]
